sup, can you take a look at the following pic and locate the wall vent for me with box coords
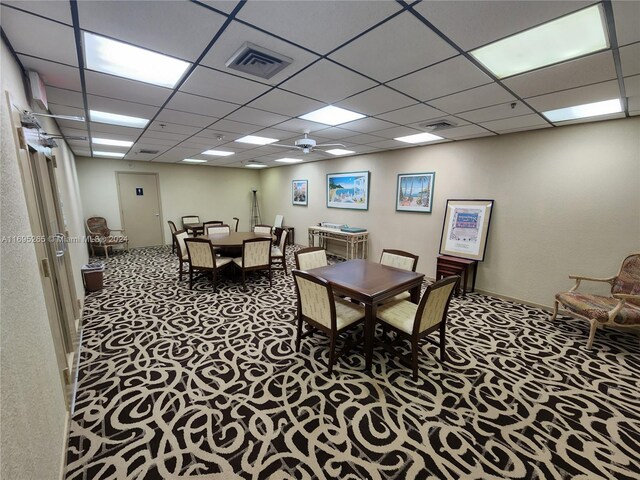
[139,149,159,155]
[225,42,293,80]
[419,120,457,131]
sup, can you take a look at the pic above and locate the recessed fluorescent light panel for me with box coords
[326,149,355,156]
[92,137,133,147]
[93,151,125,158]
[202,150,235,156]
[235,135,278,145]
[182,158,207,163]
[542,98,622,122]
[245,163,267,168]
[90,110,149,128]
[299,106,365,125]
[83,31,190,88]
[275,158,303,163]
[470,4,608,78]
[394,132,443,144]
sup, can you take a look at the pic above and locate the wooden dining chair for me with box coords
[173,230,190,281]
[205,224,230,235]
[376,275,459,380]
[202,220,223,235]
[184,238,232,292]
[254,224,272,235]
[295,247,328,270]
[232,237,272,291]
[182,215,202,236]
[292,269,365,375]
[232,217,239,232]
[380,249,419,303]
[271,229,288,274]
[168,220,177,254]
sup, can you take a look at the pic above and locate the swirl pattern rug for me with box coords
[66,246,640,479]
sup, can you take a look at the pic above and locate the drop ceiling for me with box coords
[1,0,638,168]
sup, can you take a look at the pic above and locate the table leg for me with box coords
[409,285,421,304]
[471,261,478,293]
[365,303,375,371]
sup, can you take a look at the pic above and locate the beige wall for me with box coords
[76,158,261,244]
[1,39,87,479]
[260,117,640,307]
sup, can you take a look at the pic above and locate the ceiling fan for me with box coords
[272,130,345,154]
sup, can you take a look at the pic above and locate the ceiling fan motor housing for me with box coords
[295,137,316,149]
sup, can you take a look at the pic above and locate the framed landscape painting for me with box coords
[439,199,495,261]
[292,179,308,206]
[396,172,435,213]
[327,171,370,210]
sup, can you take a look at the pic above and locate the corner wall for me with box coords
[260,117,640,307]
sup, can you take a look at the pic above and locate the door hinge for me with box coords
[17,127,27,150]
[63,368,71,385]
[41,258,51,278]
[51,155,57,168]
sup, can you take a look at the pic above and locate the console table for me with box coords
[436,255,477,297]
[308,226,368,260]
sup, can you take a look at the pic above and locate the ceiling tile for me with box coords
[148,121,201,136]
[414,0,591,50]
[612,0,640,47]
[77,0,226,62]
[438,124,495,140]
[247,89,324,117]
[525,80,621,111]
[89,122,143,138]
[18,55,81,90]
[503,51,617,99]
[279,60,376,103]
[458,101,535,124]
[619,43,640,77]
[136,134,180,147]
[206,119,262,135]
[270,118,328,134]
[377,103,444,124]
[226,107,289,127]
[430,83,516,114]
[2,1,72,24]
[337,86,416,116]
[84,71,172,106]
[60,127,89,138]
[236,0,402,55]
[180,66,271,105]
[337,117,396,133]
[164,92,237,119]
[87,95,159,119]
[310,127,359,140]
[624,75,640,97]
[340,133,387,145]
[45,87,84,108]
[329,10,457,82]
[48,104,85,118]
[2,6,78,66]
[156,109,219,128]
[408,115,470,130]
[200,20,320,84]
[388,55,492,102]
[369,126,425,140]
[479,114,549,134]
[198,1,238,15]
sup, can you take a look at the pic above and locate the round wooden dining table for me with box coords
[206,231,274,247]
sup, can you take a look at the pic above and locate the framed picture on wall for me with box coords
[439,199,495,261]
[327,171,370,210]
[396,172,435,213]
[292,179,308,206]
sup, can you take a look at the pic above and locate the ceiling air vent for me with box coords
[225,42,293,80]
[139,149,159,155]
[419,120,457,131]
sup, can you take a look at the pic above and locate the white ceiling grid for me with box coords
[0,0,637,168]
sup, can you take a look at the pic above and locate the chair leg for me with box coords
[188,266,193,289]
[295,316,303,352]
[411,338,419,381]
[328,334,337,375]
[269,267,272,287]
[283,257,288,275]
[241,271,247,292]
[586,319,598,349]
[439,323,447,362]
[179,260,183,281]
[104,245,109,259]
[551,300,559,320]
[212,271,217,293]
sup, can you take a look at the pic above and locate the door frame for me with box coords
[115,171,165,247]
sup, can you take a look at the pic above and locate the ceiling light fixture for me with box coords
[299,106,365,126]
[235,135,279,145]
[93,151,125,158]
[92,137,133,147]
[245,163,267,168]
[470,4,608,79]
[275,158,303,164]
[394,132,443,144]
[83,31,191,88]
[202,149,235,156]
[542,98,622,122]
[182,158,207,163]
[90,110,149,128]
[326,148,355,156]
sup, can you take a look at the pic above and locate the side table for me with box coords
[283,226,294,245]
[436,255,478,297]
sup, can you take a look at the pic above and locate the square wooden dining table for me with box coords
[307,259,425,371]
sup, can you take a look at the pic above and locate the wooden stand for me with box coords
[436,255,478,297]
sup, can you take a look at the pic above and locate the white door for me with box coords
[117,172,163,248]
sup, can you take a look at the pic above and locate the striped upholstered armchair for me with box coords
[551,254,640,349]
[86,216,128,258]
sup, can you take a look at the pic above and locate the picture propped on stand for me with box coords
[439,199,494,261]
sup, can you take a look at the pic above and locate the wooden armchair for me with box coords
[86,216,128,258]
[551,253,640,349]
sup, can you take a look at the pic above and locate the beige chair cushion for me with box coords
[377,300,417,334]
[381,252,415,271]
[386,291,411,303]
[216,257,232,268]
[175,232,189,259]
[334,298,365,330]
[271,246,283,257]
[297,250,328,270]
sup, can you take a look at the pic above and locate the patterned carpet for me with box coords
[66,246,640,479]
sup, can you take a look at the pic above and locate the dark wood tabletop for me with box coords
[206,231,273,247]
[308,259,424,370]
